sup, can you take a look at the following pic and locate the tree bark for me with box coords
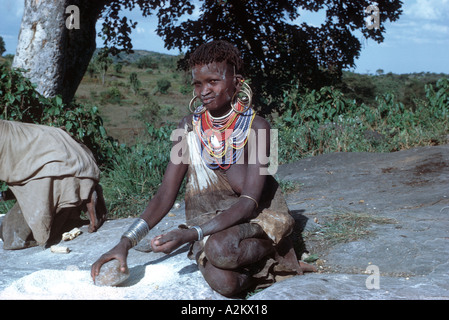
[13,0,106,104]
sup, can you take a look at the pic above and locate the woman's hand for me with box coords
[91,237,131,283]
[151,228,197,254]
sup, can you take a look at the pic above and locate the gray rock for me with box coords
[1,144,449,300]
[94,259,130,287]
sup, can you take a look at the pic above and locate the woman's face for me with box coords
[191,61,240,117]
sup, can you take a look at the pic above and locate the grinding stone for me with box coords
[94,259,130,287]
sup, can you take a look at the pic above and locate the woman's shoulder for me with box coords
[177,114,194,130]
[251,113,271,131]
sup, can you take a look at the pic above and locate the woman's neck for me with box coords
[208,107,233,120]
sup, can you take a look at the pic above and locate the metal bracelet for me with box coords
[121,218,150,248]
[190,225,204,241]
[240,194,259,209]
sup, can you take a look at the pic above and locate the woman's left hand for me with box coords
[151,228,196,254]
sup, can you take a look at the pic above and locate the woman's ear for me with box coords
[234,74,244,90]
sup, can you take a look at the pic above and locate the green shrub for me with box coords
[0,62,117,168]
[101,122,183,217]
[274,78,449,164]
[136,56,158,69]
[179,84,191,95]
[114,63,123,73]
[100,86,123,105]
[156,79,171,94]
[129,72,141,95]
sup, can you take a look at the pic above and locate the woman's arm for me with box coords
[151,115,271,252]
[91,117,190,280]
[199,115,270,234]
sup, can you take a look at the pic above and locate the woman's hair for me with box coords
[188,40,244,74]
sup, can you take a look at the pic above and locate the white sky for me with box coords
[0,0,448,74]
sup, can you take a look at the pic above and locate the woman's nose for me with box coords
[201,85,212,97]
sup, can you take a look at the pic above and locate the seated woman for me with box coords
[91,40,314,297]
[0,119,107,250]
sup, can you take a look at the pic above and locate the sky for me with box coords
[0,0,448,75]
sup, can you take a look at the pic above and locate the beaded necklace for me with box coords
[192,103,256,170]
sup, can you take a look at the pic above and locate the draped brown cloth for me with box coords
[182,122,302,289]
[0,120,100,249]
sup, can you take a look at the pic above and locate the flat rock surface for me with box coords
[1,144,448,300]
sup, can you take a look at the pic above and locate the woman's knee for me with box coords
[204,230,240,269]
[201,262,248,297]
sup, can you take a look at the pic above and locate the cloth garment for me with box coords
[0,119,100,248]
[182,120,301,288]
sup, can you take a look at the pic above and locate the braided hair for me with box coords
[188,40,244,74]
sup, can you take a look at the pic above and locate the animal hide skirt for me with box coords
[182,129,302,289]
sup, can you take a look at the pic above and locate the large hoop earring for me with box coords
[189,92,206,114]
[231,81,253,114]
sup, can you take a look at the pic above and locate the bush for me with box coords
[101,122,183,217]
[100,86,123,105]
[114,63,123,73]
[273,78,449,164]
[129,72,141,95]
[156,79,171,94]
[0,62,117,168]
[136,56,158,69]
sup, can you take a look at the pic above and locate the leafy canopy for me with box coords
[99,0,403,113]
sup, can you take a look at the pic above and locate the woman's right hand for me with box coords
[90,237,131,283]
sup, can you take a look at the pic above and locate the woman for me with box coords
[91,40,314,297]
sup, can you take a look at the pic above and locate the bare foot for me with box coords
[299,261,318,273]
[87,185,107,233]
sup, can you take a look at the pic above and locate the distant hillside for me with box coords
[76,49,190,144]
[93,48,180,65]
[76,49,448,144]
[338,70,449,108]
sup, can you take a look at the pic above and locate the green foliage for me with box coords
[338,71,446,109]
[138,93,162,124]
[179,84,191,95]
[129,72,141,94]
[114,63,123,73]
[0,36,5,56]
[135,55,158,69]
[101,122,181,217]
[156,79,171,94]
[157,0,403,114]
[100,86,123,105]
[273,78,449,163]
[281,86,349,123]
[0,62,117,168]
[92,49,114,85]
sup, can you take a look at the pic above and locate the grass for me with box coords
[2,51,447,220]
[302,210,397,247]
[278,179,303,194]
[75,56,191,145]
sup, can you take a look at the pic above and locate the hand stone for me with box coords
[94,259,130,287]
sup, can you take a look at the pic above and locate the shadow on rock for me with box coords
[118,244,190,287]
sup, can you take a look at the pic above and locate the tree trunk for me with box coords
[12,0,106,104]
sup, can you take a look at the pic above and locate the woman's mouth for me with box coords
[202,97,215,105]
